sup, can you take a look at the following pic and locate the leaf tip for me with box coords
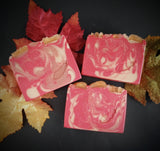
[28,0,38,15]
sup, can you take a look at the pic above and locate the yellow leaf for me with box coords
[0,88,23,142]
[23,98,53,133]
[0,65,54,142]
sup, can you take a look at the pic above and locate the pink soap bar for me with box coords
[64,81,127,133]
[9,35,81,101]
[82,33,146,84]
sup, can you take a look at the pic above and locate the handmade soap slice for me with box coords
[64,81,127,133]
[9,34,81,101]
[82,33,146,84]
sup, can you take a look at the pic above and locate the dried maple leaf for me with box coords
[60,12,85,51]
[143,66,160,104]
[125,35,160,105]
[125,74,147,105]
[0,65,55,142]
[13,38,32,49]
[26,0,63,41]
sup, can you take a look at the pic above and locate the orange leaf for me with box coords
[40,91,57,99]
[1,65,21,96]
[28,0,38,15]
[13,38,32,49]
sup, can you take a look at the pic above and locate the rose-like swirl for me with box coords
[87,87,126,132]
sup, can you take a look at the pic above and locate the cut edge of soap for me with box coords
[11,34,61,58]
[90,32,144,43]
[73,81,125,94]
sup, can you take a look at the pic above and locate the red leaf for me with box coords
[72,51,84,67]
[13,38,32,49]
[26,0,63,41]
[60,12,85,52]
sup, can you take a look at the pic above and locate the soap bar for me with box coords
[64,81,127,133]
[82,33,146,84]
[9,34,81,101]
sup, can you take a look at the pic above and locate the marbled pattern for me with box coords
[64,84,127,133]
[9,35,81,101]
[82,34,146,84]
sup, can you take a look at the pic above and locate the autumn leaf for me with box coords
[28,0,38,15]
[125,36,160,105]
[21,98,53,133]
[26,0,63,41]
[0,65,55,142]
[13,38,32,49]
[16,0,85,66]
[0,0,85,142]
[26,0,85,52]
[72,51,84,67]
[1,65,21,96]
[60,12,85,51]
[125,74,147,105]
[0,89,23,142]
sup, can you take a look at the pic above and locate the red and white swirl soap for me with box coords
[64,81,127,133]
[82,33,146,84]
[9,35,81,101]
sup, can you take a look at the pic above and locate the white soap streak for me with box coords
[39,84,52,92]
[26,86,40,99]
[33,67,44,75]
[14,63,35,80]
[67,66,76,82]
[95,64,138,83]
[89,54,119,70]
[95,41,99,49]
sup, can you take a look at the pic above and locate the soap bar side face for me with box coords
[64,82,127,133]
[82,34,146,84]
[9,35,81,101]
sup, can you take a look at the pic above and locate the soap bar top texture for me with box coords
[82,33,146,84]
[64,81,127,133]
[9,34,81,101]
